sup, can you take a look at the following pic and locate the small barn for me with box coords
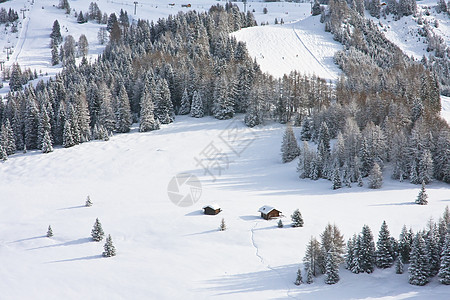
[202,204,222,215]
[258,205,281,220]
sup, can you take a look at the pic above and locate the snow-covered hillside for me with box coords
[1,115,449,299]
[232,14,342,80]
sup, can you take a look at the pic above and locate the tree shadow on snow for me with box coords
[57,205,86,210]
[46,254,103,264]
[27,237,92,250]
[239,215,260,221]
[202,264,299,296]
[369,201,415,207]
[184,229,219,236]
[10,235,46,243]
[184,210,203,217]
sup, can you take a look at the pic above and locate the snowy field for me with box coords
[1,115,449,299]
[0,0,450,299]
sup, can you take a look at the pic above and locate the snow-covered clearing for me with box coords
[1,115,449,299]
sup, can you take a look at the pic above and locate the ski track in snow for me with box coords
[292,23,336,81]
[250,220,296,299]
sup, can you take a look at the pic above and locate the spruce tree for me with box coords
[332,168,342,190]
[438,233,450,285]
[425,221,440,276]
[0,144,7,161]
[295,268,303,285]
[376,221,394,268]
[154,79,174,124]
[47,225,53,237]
[62,120,75,148]
[85,195,92,207]
[190,91,204,118]
[91,218,105,242]
[139,84,159,132]
[291,209,304,227]
[300,117,312,141]
[50,20,62,45]
[351,235,363,274]
[306,265,314,284]
[395,258,404,274]
[41,130,53,153]
[51,44,60,66]
[415,181,428,205]
[325,242,340,284]
[398,225,413,263]
[317,122,331,159]
[360,224,376,273]
[345,235,356,270]
[219,218,226,231]
[281,125,300,163]
[178,88,191,115]
[102,234,116,257]
[115,85,132,133]
[409,233,429,286]
[368,162,383,189]
[277,219,284,228]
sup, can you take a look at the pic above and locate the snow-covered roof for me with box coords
[258,205,279,214]
[203,203,221,210]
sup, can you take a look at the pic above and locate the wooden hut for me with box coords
[202,204,222,215]
[258,205,281,220]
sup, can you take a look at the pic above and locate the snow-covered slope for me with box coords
[232,15,342,80]
[1,115,449,299]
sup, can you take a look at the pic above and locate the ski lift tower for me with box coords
[243,0,247,13]
[134,1,138,15]
[20,8,29,19]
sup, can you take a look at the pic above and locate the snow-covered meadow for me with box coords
[0,0,450,299]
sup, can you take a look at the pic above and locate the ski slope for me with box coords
[1,115,449,299]
[233,15,342,81]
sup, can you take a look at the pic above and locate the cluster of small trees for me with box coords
[46,196,116,257]
[0,7,18,24]
[50,20,89,66]
[297,206,450,286]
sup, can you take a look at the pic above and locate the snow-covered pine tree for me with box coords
[396,258,404,274]
[291,209,304,227]
[425,220,440,276]
[319,224,345,273]
[303,236,321,276]
[325,242,340,284]
[306,265,314,284]
[398,225,413,263]
[295,268,303,285]
[376,221,394,268]
[139,84,160,132]
[213,76,234,120]
[281,125,300,163]
[91,218,105,242]
[368,162,383,189]
[345,236,354,270]
[178,88,191,115]
[357,173,364,187]
[317,122,331,159]
[115,84,132,133]
[360,224,376,273]
[50,20,62,46]
[41,130,53,153]
[51,44,60,66]
[409,233,430,286]
[190,91,204,118]
[0,144,7,161]
[62,120,75,148]
[332,167,342,190]
[418,149,433,184]
[47,225,53,237]
[300,117,312,141]
[85,195,92,207]
[278,219,284,228]
[359,137,372,177]
[102,234,116,257]
[1,120,16,155]
[351,235,363,274]
[311,0,322,16]
[438,233,450,285]
[219,218,226,231]
[415,181,428,205]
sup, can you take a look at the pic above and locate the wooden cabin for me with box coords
[202,204,222,215]
[258,205,281,220]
